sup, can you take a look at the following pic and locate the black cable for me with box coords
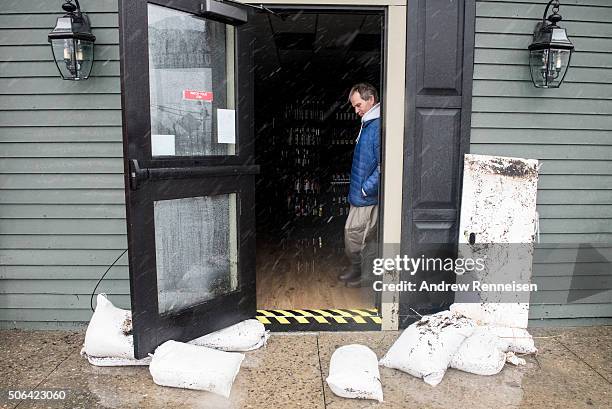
[90,249,128,312]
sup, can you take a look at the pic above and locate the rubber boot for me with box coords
[337,262,361,282]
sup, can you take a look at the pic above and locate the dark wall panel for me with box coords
[414,108,460,208]
[418,0,464,95]
[415,222,456,243]
[400,0,475,326]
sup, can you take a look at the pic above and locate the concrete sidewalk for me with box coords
[0,327,610,409]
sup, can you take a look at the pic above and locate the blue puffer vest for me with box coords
[348,117,380,207]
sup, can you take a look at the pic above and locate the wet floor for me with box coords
[0,327,610,408]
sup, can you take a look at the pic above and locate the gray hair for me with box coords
[348,83,379,103]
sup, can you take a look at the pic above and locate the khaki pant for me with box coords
[344,205,379,274]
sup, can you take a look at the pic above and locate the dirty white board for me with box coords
[452,154,539,328]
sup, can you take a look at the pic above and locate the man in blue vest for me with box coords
[338,83,380,287]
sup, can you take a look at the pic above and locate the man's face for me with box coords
[350,92,375,118]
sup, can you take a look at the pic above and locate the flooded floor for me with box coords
[0,326,610,408]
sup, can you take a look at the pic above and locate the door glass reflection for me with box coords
[148,4,236,157]
[154,194,239,314]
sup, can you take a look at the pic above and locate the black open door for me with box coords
[119,0,256,358]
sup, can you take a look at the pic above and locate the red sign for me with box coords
[182,90,213,101]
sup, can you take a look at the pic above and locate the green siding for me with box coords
[472,0,612,320]
[0,0,128,328]
[1,0,611,328]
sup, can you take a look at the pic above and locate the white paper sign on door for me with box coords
[152,134,176,156]
[217,109,236,144]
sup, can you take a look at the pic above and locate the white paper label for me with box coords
[217,109,236,144]
[151,134,176,156]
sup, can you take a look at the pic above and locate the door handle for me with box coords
[129,159,260,190]
[129,159,148,191]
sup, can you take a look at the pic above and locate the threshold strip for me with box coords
[256,308,381,331]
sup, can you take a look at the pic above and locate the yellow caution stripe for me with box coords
[256,308,380,325]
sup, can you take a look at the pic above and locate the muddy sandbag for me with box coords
[326,345,383,402]
[505,351,527,366]
[149,340,244,397]
[449,302,529,329]
[188,319,269,351]
[81,294,151,366]
[450,328,506,376]
[379,311,475,386]
[486,326,537,354]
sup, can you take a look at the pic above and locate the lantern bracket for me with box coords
[62,1,80,14]
[542,0,561,25]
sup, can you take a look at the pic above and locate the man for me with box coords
[338,83,380,288]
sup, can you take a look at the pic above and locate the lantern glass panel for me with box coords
[529,48,571,88]
[50,38,94,80]
[51,38,75,79]
[75,39,94,79]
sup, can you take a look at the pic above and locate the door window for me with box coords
[147,4,236,157]
[154,193,239,314]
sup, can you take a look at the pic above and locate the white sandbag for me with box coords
[379,311,476,386]
[188,319,269,351]
[82,294,149,366]
[487,326,538,354]
[505,351,527,366]
[82,354,151,367]
[450,328,506,376]
[450,302,529,329]
[149,340,244,397]
[326,345,383,402]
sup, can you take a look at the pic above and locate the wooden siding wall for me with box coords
[0,0,128,328]
[471,0,612,321]
[1,0,611,327]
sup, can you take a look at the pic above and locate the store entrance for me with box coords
[251,9,384,311]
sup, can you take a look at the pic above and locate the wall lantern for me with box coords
[48,0,96,80]
[528,0,574,88]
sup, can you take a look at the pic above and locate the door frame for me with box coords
[118,0,408,333]
[249,0,407,330]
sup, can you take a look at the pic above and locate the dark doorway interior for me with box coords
[251,9,384,310]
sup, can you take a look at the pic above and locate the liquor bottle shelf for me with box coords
[257,98,358,244]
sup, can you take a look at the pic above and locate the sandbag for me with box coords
[450,328,506,376]
[486,326,538,354]
[188,319,269,351]
[379,311,475,386]
[505,351,527,366]
[326,345,383,402]
[450,302,529,329]
[82,354,151,367]
[149,340,244,397]
[81,294,150,366]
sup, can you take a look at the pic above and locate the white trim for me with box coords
[380,5,406,331]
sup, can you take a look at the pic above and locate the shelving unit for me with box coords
[256,98,360,249]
